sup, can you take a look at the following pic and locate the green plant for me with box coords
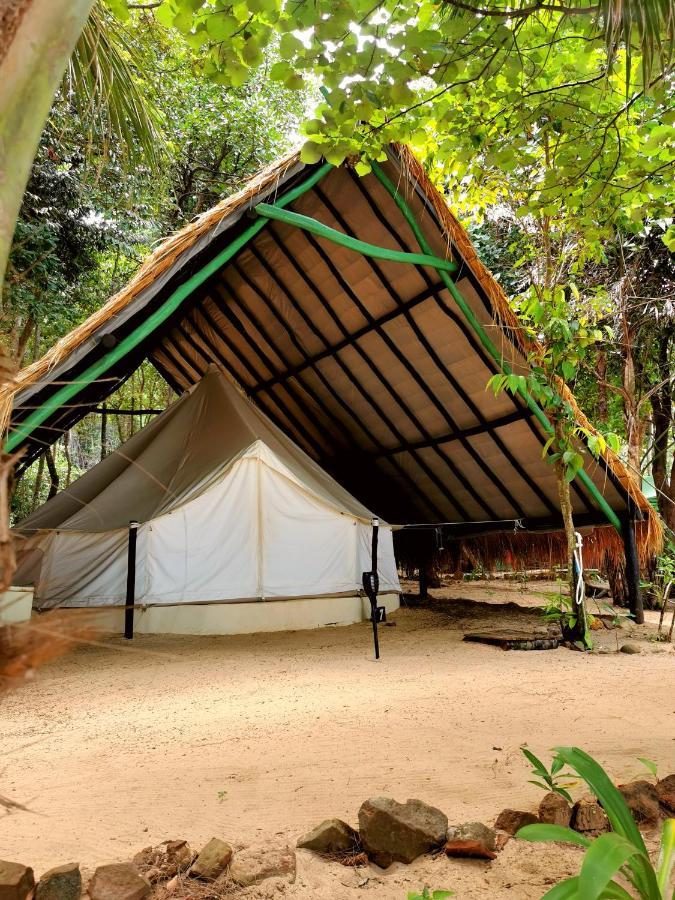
[407,890,453,900]
[541,589,589,650]
[517,747,675,899]
[521,747,576,803]
[637,758,659,782]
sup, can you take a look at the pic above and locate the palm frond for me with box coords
[601,0,675,85]
[65,2,164,170]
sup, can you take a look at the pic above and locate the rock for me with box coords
[656,774,675,814]
[445,822,497,859]
[36,863,81,900]
[88,864,150,900]
[494,809,538,835]
[358,797,448,868]
[572,798,610,835]
[538,792,572,827]
[0,861,34,900]
[189,838,233,881]
[133,840,193,881]
[297,819,360,854]
[617,780,661,826]
[620,643,641,654]
[229,845,296,887]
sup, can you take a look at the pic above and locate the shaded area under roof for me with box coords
[5,146,658,546]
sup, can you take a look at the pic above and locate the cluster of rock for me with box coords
[0,837,296,900]
[2,774,673,898]
[295,773,675,870]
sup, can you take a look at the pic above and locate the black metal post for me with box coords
[124,520,138,639]
[362,517,381,660]
[622,512,644,624]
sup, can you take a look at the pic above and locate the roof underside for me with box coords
[10,153,633,531]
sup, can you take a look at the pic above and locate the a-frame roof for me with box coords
[3,145,659,549]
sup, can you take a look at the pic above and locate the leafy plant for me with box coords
[521,747,576,803]
[407,889,453,900]
[517,747,675,899]
[638,758,659,782]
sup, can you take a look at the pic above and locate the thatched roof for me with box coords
[4,144,661,560]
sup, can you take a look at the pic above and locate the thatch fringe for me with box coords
[3,143,662,559]
[0,148,303,433]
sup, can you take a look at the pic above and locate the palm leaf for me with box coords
[65,2,164,168]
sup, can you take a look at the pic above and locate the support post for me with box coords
[362,517,380,659]
[124,520,138,639]
[622,511,644,624]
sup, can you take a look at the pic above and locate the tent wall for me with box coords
[49,591,400,636]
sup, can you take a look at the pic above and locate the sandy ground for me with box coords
[1,580,673,899]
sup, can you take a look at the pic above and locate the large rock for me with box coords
[617,780,661,826]
[133,840,193,882]
[36,863,81,900]
[88,864,150,900]
[189,838,232,881]
[572,798,610,835]
[538,792,572,827]
[0,861,34,900]
[297,819,360,854]
[494,809,538,835]
[229,845,296,887]
[445,822,496,859]
[656,774,675,814]
[358,797,448,868]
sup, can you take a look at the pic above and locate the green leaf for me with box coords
[355,159,372,176]
[300,141,324,164]
[578,833,644,899]
[541,876,581,899]
[517,824,591,848]
[637,757,658,779]
[104,0,130,21]
[656,817,675,895]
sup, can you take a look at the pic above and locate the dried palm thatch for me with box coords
[1,144,662,561]
[0,610,96,691]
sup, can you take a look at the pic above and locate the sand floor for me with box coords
[1,580,673,898]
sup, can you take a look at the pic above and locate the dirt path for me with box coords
[1,581,673,898]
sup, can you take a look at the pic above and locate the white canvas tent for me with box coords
[14,367,400,634]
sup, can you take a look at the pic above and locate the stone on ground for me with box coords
[538,792,572,827]
[229,844,296,886]
[358,797,448,868]
[494,809,538,835]
[0,861,34,900]
[36,863,81,899]
[189,838,233,881]
[656,774,675,814]
[572,798,610,835]
[445,822,497,859]
[88,864,150,900]
[619,643,641,654]
[617,780,661,826]
[133,840,193,882]
[297,819,360,854]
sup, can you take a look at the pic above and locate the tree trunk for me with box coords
[554,421,589,646]
[44,447,59,500]
[31,453,45,511]
[0,0,95,592]
[596,348,608,424]
[651,328,675,529]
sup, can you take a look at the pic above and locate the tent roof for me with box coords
[16,366,377,533]
[3,145,660,553]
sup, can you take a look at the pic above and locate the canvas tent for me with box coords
[14,367,400,633]
[4,144,660,626]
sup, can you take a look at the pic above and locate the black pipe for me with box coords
[124,520,139,639]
